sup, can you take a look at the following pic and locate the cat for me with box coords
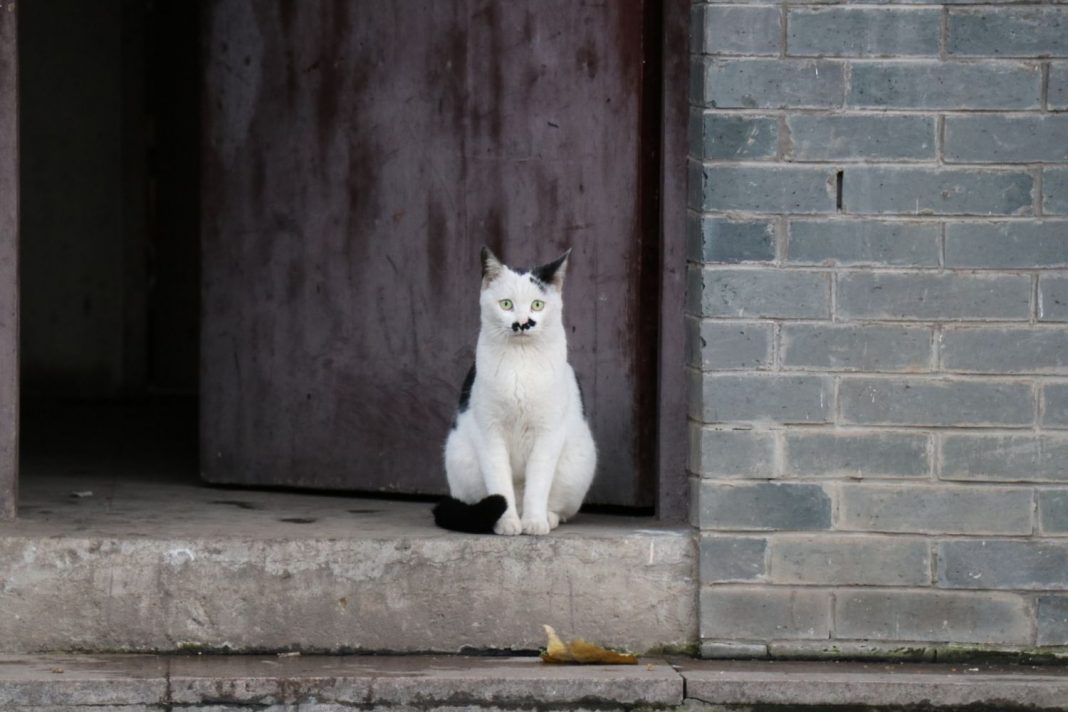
[433,246,597,535]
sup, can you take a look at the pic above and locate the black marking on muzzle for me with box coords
[511,319,537,332]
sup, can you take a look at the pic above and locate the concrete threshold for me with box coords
[3,655,1068,711]
[0,471,696,654]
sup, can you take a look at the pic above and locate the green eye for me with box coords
[499,299,513,310]
[531,299,545,312]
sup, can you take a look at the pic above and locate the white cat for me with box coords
[433,247,597,535]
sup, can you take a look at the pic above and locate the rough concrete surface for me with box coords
[0,473,696,655]
[4,655,1068,711]
[678,658,1068,711]
[0,654,684,710]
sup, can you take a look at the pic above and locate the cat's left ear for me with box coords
[533,248,571,291]
[481,246,505,287]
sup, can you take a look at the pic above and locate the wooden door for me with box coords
[201,0,660,507]
[0,0,18,520]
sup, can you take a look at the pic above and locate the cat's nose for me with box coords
[511,318,537,332]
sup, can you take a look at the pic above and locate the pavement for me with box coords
[2,654,1068,710]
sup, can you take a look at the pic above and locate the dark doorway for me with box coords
[201,1,664,508]
[17,1,201,479]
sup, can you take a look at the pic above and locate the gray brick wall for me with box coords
[689,0,1068,659]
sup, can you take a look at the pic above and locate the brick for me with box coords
[1038,596,1068,646]
[687,318,772,371]
[781,324,932,372]
[788,7,940,57]
[838,273,1032,321]
[1044,168,1068,216]
[695,5,782,56]
[1052,63,1068,110]
[698,58,845,109]
[839,483,1033,535]
[687,160,704,212]
[687,215,776,264]
[700,536,767,582]
[784,432,930,478]
[693,112,779,161]
[1039,276,1068,322]
[770,535,930,586]
[699,374,832,424]
[786,115,936,161]
[696,481,833,531]
[840,378,1033,427]
[698,165,838,214]
[848,61,1042,110]
[940,541,1068,590]
[942,435,1068,483]
[1045,383,1068,428]
[948,8,1068,57]
[701,587,831,640]
[787,220,940,267]
[698,268,831,319]
[945,222,1068,269]
[1039,490,1068,533]
[942,328,1068,373]
[686,264,702,316]
[841,167,1034,216]
[945,116,1068,163]
[835,590,1032,644]
[690,426,775,479]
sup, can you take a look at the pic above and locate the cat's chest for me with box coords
[476,359,561,423]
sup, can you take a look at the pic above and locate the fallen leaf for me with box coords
[540,624,637,665]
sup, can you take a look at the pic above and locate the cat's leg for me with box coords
[547,423,597,528]
[478,430,522,535]
[444,420,486,503]
[521,431,567,535]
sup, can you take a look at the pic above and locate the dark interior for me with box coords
[18,0,201,480]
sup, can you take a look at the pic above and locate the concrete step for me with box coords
[0,472,695,654]
[0,654,684,710]
[3,655,1068,711]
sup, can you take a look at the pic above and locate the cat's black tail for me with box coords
[432,495,507,534]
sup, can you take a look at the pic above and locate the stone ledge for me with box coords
[5,655,1068,711]
[0,474,696,655]
[678,658,1068,712]
[0,654,684,710]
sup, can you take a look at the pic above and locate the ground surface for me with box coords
[3,654,1068,710]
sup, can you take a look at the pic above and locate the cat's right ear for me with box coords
[481,246,504,287]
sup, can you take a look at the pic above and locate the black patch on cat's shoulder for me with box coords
[458,363,476,412]
[575,373,586,416]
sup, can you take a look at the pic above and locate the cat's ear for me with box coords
[533,248,571,291]
[481,246,505,287]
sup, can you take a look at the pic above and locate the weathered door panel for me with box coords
[0,0,18,520]
[202,0,654,506]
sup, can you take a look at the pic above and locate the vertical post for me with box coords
[0,0,19,520]
[656,0,691,521]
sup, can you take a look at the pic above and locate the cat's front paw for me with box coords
[494,513,522,536]
[521,515,551,536]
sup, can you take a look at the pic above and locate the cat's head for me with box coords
[478,246,570,342]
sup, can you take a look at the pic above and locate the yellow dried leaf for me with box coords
[539,624,638,665]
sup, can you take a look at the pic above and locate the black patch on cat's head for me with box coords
[532,249,571,291]
[458,363,476,412]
